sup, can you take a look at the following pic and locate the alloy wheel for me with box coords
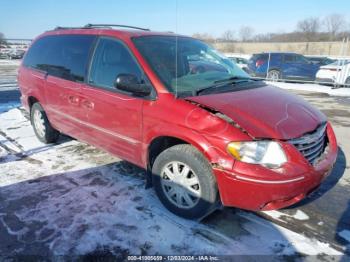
[268,70,280,81]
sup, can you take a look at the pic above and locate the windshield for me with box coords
[133,36,251,96]
[332,60,350,65]
[295,55,309,63]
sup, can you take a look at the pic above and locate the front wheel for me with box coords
[30,102,59,144]
[152,144,218,219]
[345,77,350,86]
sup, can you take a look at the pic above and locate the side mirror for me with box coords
[114,74,151,97]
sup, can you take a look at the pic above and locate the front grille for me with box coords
[288,123,328,165]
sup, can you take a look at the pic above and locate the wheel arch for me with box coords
[28,96,39,111]
[268,68,281,73]
[145,132,224,171]
[148,136,189,170]
[345,76,350,85]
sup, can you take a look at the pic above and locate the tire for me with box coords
[345,77,350,87]
[267,70,281,81]
[152,144,218,219]
[30,102,59,144]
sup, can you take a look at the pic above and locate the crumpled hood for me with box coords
[186,85,327,140]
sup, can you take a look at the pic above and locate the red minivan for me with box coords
[18,25,338,219]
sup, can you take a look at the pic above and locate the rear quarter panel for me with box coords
[18,66,47,112]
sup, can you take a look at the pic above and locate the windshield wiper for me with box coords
[195,82,234,96]
[195,77,263,96]
[214,76,260,84]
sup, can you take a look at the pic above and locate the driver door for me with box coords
[79,37,146,164]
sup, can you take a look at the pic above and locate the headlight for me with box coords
[227,141,287,168]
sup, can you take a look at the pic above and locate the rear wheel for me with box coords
[30,102,59,144]
[152,144,218,219]
[267,70,281,81]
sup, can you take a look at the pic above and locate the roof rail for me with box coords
[54,24,150,31]
[54,26,86,30]
[83,24,150,31]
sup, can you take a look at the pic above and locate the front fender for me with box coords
[141,93,250,170]
[142,125,235,171]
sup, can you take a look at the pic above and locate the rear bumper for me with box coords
[213,124,338,211]
[20,94,30,112]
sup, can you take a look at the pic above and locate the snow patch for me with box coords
[268,81,350,97]
[263,210,309,221]
[0,59,21,66]
[240,212,342,256]
[0,146,7,158]
[293,210,310,220]
[0,108,43,151]
[0,108,343,256]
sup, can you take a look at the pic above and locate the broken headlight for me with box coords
[227,141,287,168]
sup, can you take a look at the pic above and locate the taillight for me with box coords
[256,59,264,67]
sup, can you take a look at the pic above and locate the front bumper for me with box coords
[316,77,334,84]
[213,123,338,211]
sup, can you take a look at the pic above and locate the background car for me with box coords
[227,56,249,73]
[0,49,11,59]
[7,49,25,59]
[188,55,228,74]
[307,56,335,66]
[248,52,320,81]
[316,60,350,86]
[0,52,8,59]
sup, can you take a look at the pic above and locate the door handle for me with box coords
[68,95,79,105]
[81,99,94,110]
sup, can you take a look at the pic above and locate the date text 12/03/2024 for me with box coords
[127,255,220,261]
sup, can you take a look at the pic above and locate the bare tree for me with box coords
[192,33,216,43]
[324,14,346,41]
[221,30,235,42]
[297,17,320,41]
[239,26,254,42]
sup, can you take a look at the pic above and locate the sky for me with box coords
[1,0,350,39]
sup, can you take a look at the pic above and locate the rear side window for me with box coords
[23,38,49,69]
[23,35,96,82]
[253,54,268,61]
